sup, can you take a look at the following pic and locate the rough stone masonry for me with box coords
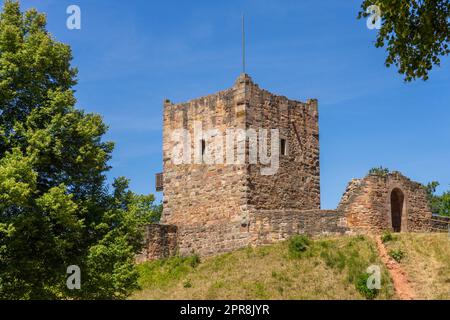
[136,74,433,262]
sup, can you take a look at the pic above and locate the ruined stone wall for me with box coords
[249,209,348,246]
[139,209,349,260]
[136,224,178,262]
[338,172,432,233]
[173,209,347,257]
[245,80,320,210]
[430,215,450,233]
[177,221,251,256]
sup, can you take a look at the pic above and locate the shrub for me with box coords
[189,254,201,268]
[389,249,405,262]
[288,235,311,258]
[183,279,192,288]
[356,272,379,300]
[368,166,390,176]
[381,231,394,243]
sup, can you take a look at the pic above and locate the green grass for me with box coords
[131,235,395,300]
[136,255,202,289]
[383,233,450,299]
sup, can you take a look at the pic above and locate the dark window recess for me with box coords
[280,138,287,156]
[201,139,206,156]
[155,172,163,192]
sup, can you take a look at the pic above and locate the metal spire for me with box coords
[242,14,246,74]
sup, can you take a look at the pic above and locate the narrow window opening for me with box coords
[280,138,287,156]
[201,139,206,156]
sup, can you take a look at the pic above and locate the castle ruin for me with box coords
[137,74,434,262]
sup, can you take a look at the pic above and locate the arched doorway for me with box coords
[390,188,404,232]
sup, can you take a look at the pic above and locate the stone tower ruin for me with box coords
[136,74,434,262]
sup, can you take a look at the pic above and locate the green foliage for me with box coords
[189,254,201,268]
[368,166,390,176]
[439,193,450,216]
[0,1,159,299]
[150,202,163,223]
[425,181,440,199]
[288,235,311,258]
[315,235,385,296]
[425,181,450,216]
[318,236,371,283]
[389,249,405,262]
[358,0,450,82]
[356,272,379,300]
[183,279,192,288]
[136,255,201,289]
[381,231,394,243]
[426,181,441,213]
[320,250,347,271]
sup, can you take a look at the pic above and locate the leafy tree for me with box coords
[425,181,450,216]
[0,1,157,299]
[438,192,450,216]
[359,0,450,81]
[425,181,440,212]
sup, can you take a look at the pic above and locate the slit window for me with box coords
[280,138,287,156]
[201,139,206,156]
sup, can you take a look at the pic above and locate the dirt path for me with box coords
[374,236,416,300]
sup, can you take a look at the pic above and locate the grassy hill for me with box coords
[131,233,450,300]
[131,235,396,300]
[382,233,450,299]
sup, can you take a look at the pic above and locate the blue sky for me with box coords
[17,0,450,209]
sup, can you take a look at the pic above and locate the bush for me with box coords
[368,166,390,176]
[189,254,201,268]
[381,231,394,243]
[288,235,311,258]
[389,249,405,262]
[183,279,192,288]
[356,272,379,300]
